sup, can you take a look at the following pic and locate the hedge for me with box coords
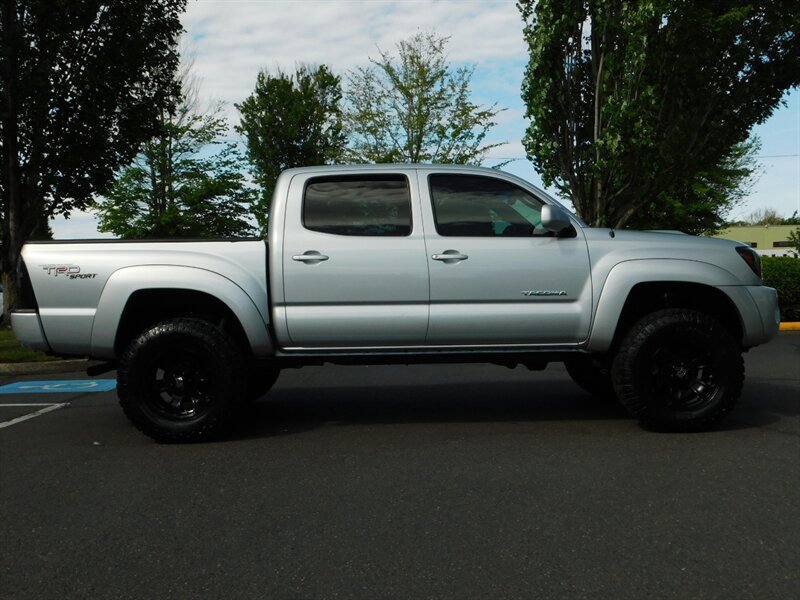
[762,256,800,321]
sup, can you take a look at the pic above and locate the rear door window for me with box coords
[303,175,412,236]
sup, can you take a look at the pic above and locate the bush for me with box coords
[762,256,800,321]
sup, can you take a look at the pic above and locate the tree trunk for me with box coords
[1,0,22,325]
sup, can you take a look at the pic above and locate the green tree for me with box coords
[519,0,800,233]
[95,95,257,239]
[345,31,505,165]
[632,138,760,234]
[788,228,800,257]
[237,65,345,233]
[1,0,185,320]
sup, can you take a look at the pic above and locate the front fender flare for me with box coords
[586,259,745,352]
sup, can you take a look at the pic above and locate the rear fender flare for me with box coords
[90,265,273,359]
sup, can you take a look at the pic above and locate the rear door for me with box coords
[280,171,430,348]
[421,172,593,346]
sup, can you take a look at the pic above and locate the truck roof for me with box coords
[283,163,501,173]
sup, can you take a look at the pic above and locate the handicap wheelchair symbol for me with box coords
[0,380,117,394]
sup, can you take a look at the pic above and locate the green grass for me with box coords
[0,328,57,363]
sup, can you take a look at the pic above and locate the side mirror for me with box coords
[541,205,572,233]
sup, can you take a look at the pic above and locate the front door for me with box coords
[421,172,592,346]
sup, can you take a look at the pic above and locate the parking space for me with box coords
[0,377,116,429]
[1,334,798,599]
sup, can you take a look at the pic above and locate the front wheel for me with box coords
[117,318,247,442]
[611,309,744,432]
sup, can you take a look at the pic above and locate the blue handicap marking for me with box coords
[0,379,117,394]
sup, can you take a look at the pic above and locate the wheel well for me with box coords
[114,289,251,357]
[613,282,743,348]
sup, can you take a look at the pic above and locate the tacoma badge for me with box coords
[522,290,567,297]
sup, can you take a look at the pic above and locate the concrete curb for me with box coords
[779,322,800,331]
[0,359,97,376]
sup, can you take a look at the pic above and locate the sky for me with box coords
[51,0,800,238]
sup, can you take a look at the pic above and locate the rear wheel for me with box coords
[118,318,247,442]
[611,309,743,431]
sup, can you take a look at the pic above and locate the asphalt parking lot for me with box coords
[1,333,799,599]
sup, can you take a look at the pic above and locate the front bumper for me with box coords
[10,310,52,353]
[746,285,781,342]
[717,285,780,348]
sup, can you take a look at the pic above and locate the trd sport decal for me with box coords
[41,264,97,279]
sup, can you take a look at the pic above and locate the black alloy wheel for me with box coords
[647,340,720,411]
[146,351,215,420]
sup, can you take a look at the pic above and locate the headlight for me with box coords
[735,246,762,280]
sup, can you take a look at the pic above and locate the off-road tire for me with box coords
[118,318,247,443]
[611,309,744,432]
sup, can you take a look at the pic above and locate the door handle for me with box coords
[432,250,469,263]
[292,251,329,263]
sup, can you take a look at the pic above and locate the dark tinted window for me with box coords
[304,175,411,236]
[429,174,546,237]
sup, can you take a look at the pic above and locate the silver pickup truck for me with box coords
[11,164,780,441]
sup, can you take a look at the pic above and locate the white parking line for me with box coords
[0,403,69,429]
[1,403,63,407]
